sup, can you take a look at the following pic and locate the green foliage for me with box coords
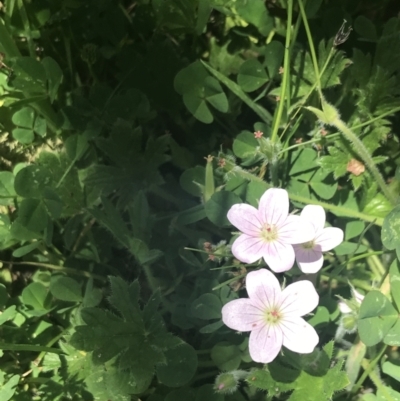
[0,1,399,400]
[70,277,185,394]
[248,342,349,400]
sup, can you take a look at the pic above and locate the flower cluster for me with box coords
[221,188,344,364]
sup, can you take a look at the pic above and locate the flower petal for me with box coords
[222,298,264,332]
[227,204,263,235]
[301,205,325,231]
[249,324,283,363]
[338,301,351,314]
[231,234,267,264]
[280,280,319,316]
[259,188,289,226]
[245,269,281,310]
[278,215,315,244]
[263,241,296,273]
[293,245,324,274]
[316,227,344,251]
[281,316,319,354]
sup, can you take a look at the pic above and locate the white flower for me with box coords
[227,188,314,273]
[222,269,319,364]
[293,205,344,273]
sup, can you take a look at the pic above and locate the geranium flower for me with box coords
[227,188,314,272]
[293,205,344,273]
[222,269,319,363]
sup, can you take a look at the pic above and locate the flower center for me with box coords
[264,307,282,324]
[260,223,278,242]
[301,240,316,249]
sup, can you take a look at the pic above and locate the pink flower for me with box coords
[222,269,319,363]
[293,205,344,273]
[227,188,314,272]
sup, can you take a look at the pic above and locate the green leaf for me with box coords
[64,134,89,161]
[237,59,268,92]
[0,306,17,326]
[11,57,47,94]
[49,276,83,302]
[211,342,241,370]
[14,164,54,198]
[165,388,196,401]
[205,191,242,226]
[21,282,51,314]
[12,107,35,128]
[195,384,224,401]
[261,41,284,78]
[11,198,48,240]
[12,128,34,144]
[108,277,142,326]
[382,206,400,250]
[0,283,7,308]
[33,116,47,137]
[70,276,181,393]
[190,293,222,320]
[390,260,400,310]
[358,291,398,346]
[247,368,295,393]
[180,166,205,197]
[202,61,272,123]
[384,318,400,346]
[42,57,63,102]
[345,221,365,241]
[235,0,273,36]
[0,375,20,401]
[354,16,377,42]
[156,342,198,387]
[183,90,213,123]
[0,172,16,205]
[85,360,139,400]
[233,131,258,159]
[12,241,40,258]
[382,361,400,382]
[204,76,229,112]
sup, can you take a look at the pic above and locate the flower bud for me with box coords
[341,313,357,333]
[214,370,248,394]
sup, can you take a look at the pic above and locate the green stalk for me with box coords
[0,260,107,282]
[0,344,64,354]
[204,155,215,203]
[287,192,384,226]
[351,345,388,394]
[270,0,293,143]
[18,0,35,58]
[298,0,323,99]
[333,119,396,205]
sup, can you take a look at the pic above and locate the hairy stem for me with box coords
[333,118,396,205]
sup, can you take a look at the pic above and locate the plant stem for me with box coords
[0,260,107,282]
[298,0,323,99]
[333,118,397,206]
[142,264,159,293]
[351,344,388,395]
[287,193,384,226]
[270,0,293,143]
[0,344,64,354]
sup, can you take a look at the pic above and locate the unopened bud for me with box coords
[341,313,357,333]
[214,370,248,394]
